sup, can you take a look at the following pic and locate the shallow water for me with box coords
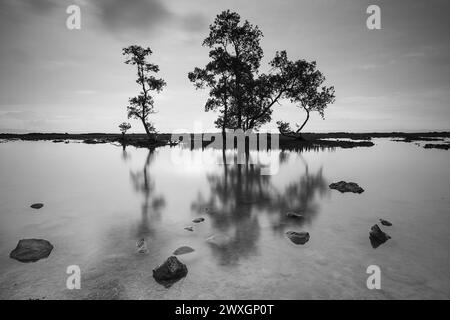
[0,139,449,299]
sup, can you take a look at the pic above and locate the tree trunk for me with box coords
[141,118,156,142]
[295,109,310,134]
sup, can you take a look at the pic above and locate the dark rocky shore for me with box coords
[1,132,448,150]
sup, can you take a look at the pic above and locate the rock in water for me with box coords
[379,219,392,226]
[173,246,195,256]
[369,224,391,248]
[329,181,364,194]
[136,238,148,254]
[153,256,188,287]
[30,203,44,209]
[206,234,231,247]
[10,239,54,262]
[286,212,304,219]
[286,231,310,245]
[184,226,194,232]
[192,217,205,223]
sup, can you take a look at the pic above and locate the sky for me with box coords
[0,0,449,133]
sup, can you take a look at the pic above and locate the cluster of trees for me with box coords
[122,10,335,141]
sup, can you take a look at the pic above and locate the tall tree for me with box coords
[123,45,166,140]
[188,10,264,133]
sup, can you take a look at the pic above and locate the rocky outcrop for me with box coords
[83,139,107,144]
[10,239,54,262]
[286,231,310,245]
[423,144,450,150]
[329,181,364,193]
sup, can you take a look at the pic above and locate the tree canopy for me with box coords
[189,10,335,136]
[123,45,166,139]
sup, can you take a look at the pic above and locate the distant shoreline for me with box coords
[1,132,449,150]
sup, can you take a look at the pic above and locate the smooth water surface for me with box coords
[0,139,449,299]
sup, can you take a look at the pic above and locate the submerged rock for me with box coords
[30,203,44,209]
[329,181,364,194]
[369,224,391,248]
[153,256,188,287]
[52,139,64,143]
[173,246,195,256]
[192,217,205,223]
[206,234,231,247]
[10,239,54,262]
[286,231,310,245]
[136,238,148,254]
[184,226,194,232]
[286,212,304,219]
[379,219,392,226]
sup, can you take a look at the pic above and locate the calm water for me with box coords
[0,139,449,299]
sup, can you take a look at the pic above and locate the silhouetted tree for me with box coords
[190,11,335,134]
[118,122,131,139]
[275,52,335,140]
[188,10,264,133]
[123,45,166,141]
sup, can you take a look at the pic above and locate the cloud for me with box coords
[92,0,207,36]
[94,0,171,33]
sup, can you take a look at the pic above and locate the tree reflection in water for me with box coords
[129,148,166,239]
[191,148,329,265]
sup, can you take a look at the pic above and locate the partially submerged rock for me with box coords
[329,181,364,194]
[52,139,64,143]
[10,239,54,262]
[184,226,194,232]
[30,203,44,209]
[136,238,148,254]
[192,217,205,223]
[153,256,188,287]
[379,219,392,226]
[286,231,310,245]
[173,246,195,256]
[369,224,391,248]
[286,212,304,219]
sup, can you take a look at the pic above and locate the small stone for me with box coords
[173,246,195,256]
[369,224,391,248]
[192,217,205,223]
[286,231,310,245]
[329,181,364,193]
[136,238,148,254]
[10,239,54,262]
[30,203,44,209]
[379,219,392,226]
[286,212,304,219]
[184,226,194,232]
[153,256,188,287]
